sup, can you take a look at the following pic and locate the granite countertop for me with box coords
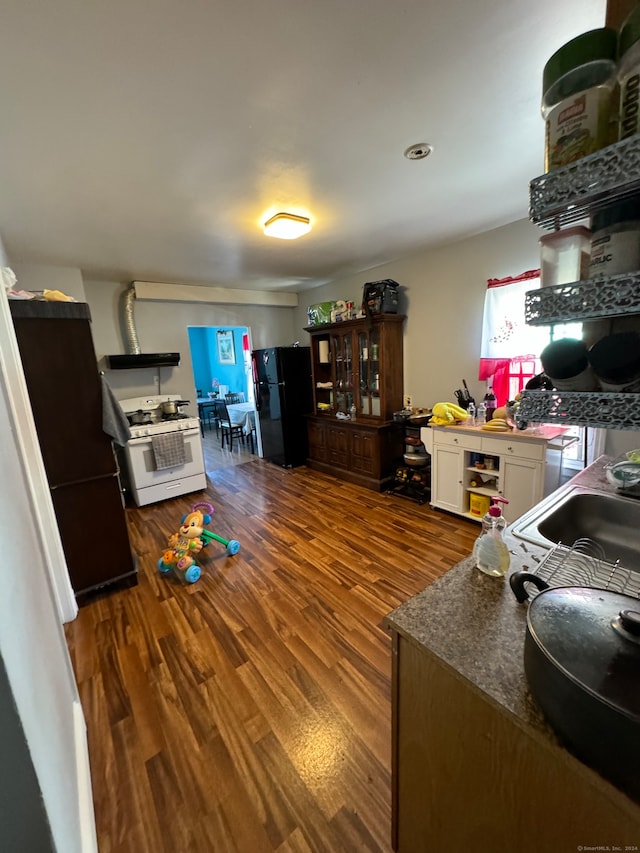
[384,455,624,743]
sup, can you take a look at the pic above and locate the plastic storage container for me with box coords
[540,337,598,391]
[588,197,640,277]
[469,492,491,519]
[588,331,640,391]
[472,496,510,577]
[542,28,618,172]
[618,5,640,139]
[539,226,591,286]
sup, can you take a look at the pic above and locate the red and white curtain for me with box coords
[479,270,547,406]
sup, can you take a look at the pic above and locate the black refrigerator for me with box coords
[252,346,313,467]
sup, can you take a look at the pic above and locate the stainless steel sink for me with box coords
[510,486,640,569]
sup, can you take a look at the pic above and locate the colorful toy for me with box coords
[157,501,240,584]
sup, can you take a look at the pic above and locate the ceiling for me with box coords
[0,0,607,293]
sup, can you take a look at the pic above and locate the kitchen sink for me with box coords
[510,486,640,569]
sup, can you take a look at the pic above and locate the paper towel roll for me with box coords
[319,340,329,363]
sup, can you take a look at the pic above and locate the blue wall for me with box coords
[188,326,247,397]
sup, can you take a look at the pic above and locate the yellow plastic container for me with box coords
[469,493,491,518]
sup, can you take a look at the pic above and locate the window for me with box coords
[480,270,581,404]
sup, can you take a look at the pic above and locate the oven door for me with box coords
[124,427,206,505]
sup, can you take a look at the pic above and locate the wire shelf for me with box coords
[529,135,640,228]
[524,272,640,325]
[526,539,640,599]
[516,390,640,430]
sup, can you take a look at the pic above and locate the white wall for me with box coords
[294,218,542,407]
[0,249,95,851]
[84,279,298,411]
[9,241,640,458]
[293,217,639,458]
[11,262,86,302]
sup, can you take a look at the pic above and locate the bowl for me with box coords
[606,460,640,489]
[403,452,428,467]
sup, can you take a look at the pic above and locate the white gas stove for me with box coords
[120,394,199,437]
[118,395,206,506]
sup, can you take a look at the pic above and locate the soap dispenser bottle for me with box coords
[472,496,510,577]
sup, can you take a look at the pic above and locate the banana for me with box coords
[450,403,470,420]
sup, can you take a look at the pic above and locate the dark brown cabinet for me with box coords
[305,313,405,490]
[10,300,136,598]
[306,313,405,422]
[306,416,404,491]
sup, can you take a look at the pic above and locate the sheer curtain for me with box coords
[479,270,548,405]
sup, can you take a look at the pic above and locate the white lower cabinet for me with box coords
[500,456,542,524]
[432,446,464,514]
[430,427,548,524]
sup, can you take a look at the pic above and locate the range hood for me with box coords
[107,352,180,369]
[106,285,180,370]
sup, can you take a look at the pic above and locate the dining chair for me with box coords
[216,400,244,451]
[225,392,245,404]
[197,391,219,433]
[248,419,257,454]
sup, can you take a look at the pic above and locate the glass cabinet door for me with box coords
[331,332,353,413]
[369,328,381,416]
[358,330,370,416]
[357,328,382,418]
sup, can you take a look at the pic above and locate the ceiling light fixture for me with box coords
[263,212,311,239]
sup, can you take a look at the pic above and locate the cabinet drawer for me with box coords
[481,436,545,461]
[434,430,482,451]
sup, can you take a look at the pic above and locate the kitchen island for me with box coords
[384,458,640,853]
[425,421,574,523]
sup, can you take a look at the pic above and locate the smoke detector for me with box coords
[404,143,433,161]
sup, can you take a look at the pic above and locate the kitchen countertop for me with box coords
[428,421,569,443]
[384,455,640,809]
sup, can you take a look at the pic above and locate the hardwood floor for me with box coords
[200,422,256,474]
[65,460,478,853]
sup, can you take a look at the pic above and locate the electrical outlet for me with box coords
[404,394,412,408]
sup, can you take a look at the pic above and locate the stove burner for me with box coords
[162,412,189,421]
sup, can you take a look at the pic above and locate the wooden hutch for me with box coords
[305,313,405,490]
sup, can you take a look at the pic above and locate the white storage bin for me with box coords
[539,226,591,287]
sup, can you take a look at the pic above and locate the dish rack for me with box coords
[526,539,640,599]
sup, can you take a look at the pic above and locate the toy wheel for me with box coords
[157,558,171,573]
[184,565,201,584]
[226,539,240,555]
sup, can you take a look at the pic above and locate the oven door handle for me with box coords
[127,427,201,445]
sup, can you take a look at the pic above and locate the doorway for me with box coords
[187,324,261,471]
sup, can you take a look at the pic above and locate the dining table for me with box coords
[226,402,257,451]
[196,396,219,434]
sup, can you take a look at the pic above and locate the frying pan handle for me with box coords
[509,571,550,603]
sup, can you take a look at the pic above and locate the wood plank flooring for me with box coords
[200,422,256,474]
[65,460,478,853]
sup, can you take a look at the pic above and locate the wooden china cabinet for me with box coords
[305,313,405,491]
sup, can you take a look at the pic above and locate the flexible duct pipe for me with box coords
[123,285,141,354]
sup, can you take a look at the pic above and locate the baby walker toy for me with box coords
[157,501,241,584]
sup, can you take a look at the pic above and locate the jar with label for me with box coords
[588,197,640,278]
[618,5,640,139]
[540,338,598,391]
[588,332,640,392]
[541,28,618,173]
